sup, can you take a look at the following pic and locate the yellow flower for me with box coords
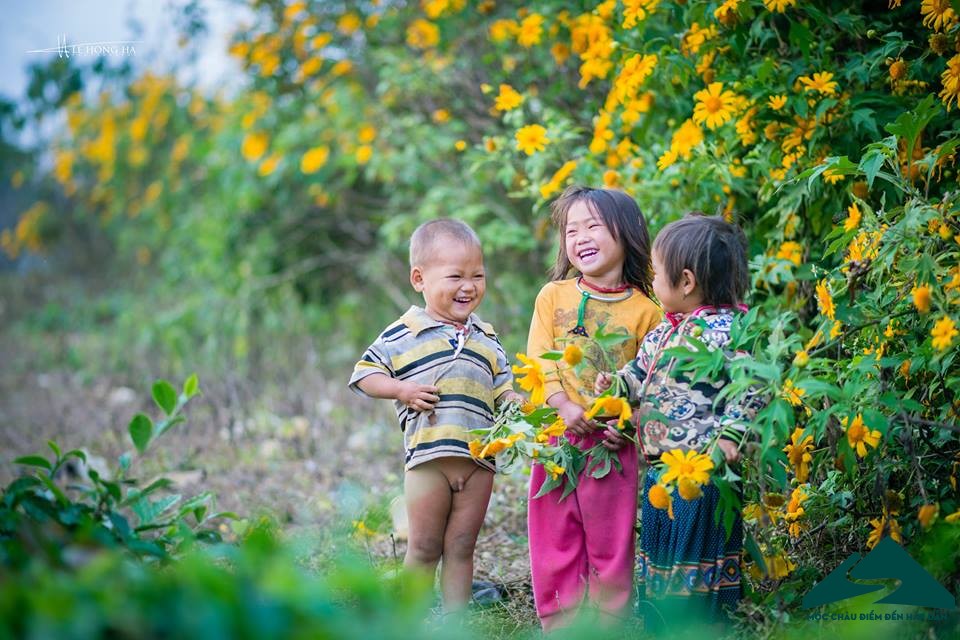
[352,519,375,538]
[844,414,881,458]
[258,153,281,177]
[562,344,583,366]
[918,503,939,529]
[932,316,958,350]
[660,449,713,486]
[648,483,674,519]
[768,94,788,110]
[515,124,549,155]
[539,160,577,199]
[785,486,808,537]
[912,284,932,313]
[889,59,907,82]
[478,434,522,459]
[783,428,814,483]
[921,0,958,32]
[602,170,620,188]
[551,42,571,65]
[816,279,836,320]
[776,241,803,266]
[358,125,377,144]
[432,109,450,123]
[494,84,524,112]
[867,510,902,549]
[945,510,960,524]
[844,202,862,232]
[830,320,843,340]
[762,0,797,12]
[537,417,567,442]
[781,379,805,407]
[585,395,632,429]
[300,146,330,174]
[516,13,544,48]
[762,553,797,579]
[488,18,517,42]
[799,71,839,96]
[356,145,373,165]
[337,12,361,35]
[406,19,440,49]
[940,54,960,111]
[692,82,739,130]
[454,139,467,152]
[677,477,703,501]
[544,460,565,480]
[622,0,659,28]
[241,132,269,162]
[714,0,741,25]
[330,60,353,76]
[513,353,547,406]
[468,439,483,458]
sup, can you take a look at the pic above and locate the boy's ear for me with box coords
[681,268,697,296]
[410,266,425,292]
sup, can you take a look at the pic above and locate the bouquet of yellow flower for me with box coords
[469,324,640,500]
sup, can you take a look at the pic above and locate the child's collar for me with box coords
[400,306,497,337]
[664,303,749,328]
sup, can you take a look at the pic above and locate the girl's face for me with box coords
[652,250,699,313]
[564,200,625,286]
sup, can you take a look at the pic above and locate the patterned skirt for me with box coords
[636,466,743,626]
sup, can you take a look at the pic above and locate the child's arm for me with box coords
[355,374,440,412]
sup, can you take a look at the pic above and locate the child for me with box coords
[349,219,521,611]
[596,213,763,625]
[526,186,662,630]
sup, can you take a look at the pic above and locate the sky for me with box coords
[0,0,247,102]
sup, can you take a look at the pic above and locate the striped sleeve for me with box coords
[491,339,514,404]
[348,324,401,396]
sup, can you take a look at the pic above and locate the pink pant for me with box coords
[527,432,639,630]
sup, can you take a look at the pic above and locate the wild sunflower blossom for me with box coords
[912,283,933,313]
[816,279,836,320]
[515,124,549,156]
[648,483,674,519]
[939,54,960,111]
[799,71,839,96]
[544,460,565,480]
[660,449,714,485]
[921,0,959,32]
[516,13,544,48]
[406,18,440,49]
[843,414,881,458]
[611,54,658,104]
[562,344,583,366]
[536,417,567,443]
[768,94,788,110]
[622,0,659,28]
[781,379,805,407]
[783,428,814,483]
[785,486,808,538]
[763,0,797,12]
[540,160,578,199]
[844,203,862,232]
[918,503,939,529]
[692,82,740,129]
[931,316,958,350]
[513,353,547,405]
[494,84,524,112]
[585,395,632,430]
[867,509,902,549]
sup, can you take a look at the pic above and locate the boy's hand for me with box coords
[556,399,595,437]
[499,391,525,408]
[594,372,614,396]
[717,438,741,464]
[600,421,629,451]
[396,381,440,412]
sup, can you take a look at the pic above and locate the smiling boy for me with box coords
[349,219,520,611]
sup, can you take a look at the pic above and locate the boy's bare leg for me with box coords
[435,458,494,610]
[404,464,453,578]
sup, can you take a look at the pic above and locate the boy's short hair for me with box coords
[653,213,749,307]
[409,219,482,267]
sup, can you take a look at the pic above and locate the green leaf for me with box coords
[858,149,887,189]
[14,455,52,471]
[183,373,199,398]
[129,413,153,454]
[152,380,178,415]
[47,440,61,459]
[884,95,940,165]
[537,351,564,361]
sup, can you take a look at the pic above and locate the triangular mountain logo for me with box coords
[802,537,957,610]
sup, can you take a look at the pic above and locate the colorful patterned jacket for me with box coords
[618,305,765,457]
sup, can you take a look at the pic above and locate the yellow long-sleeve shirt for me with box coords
[525,278,662,409]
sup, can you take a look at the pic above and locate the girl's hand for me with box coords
[556,399,594,436]
[601,422,629,451]
[594,372,613,396]
[717,438,741,464]
[396,381,440,412]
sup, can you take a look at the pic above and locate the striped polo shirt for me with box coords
[349,306,514,471]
